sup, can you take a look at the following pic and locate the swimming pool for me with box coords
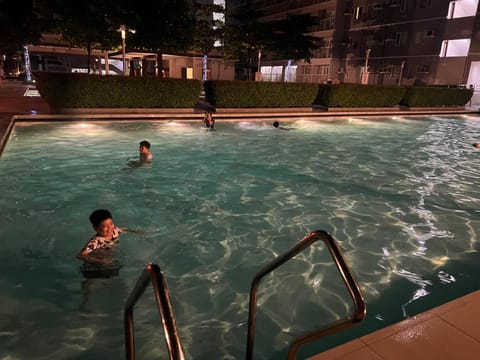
[0,116,479,359]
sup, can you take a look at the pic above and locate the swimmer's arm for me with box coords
[119,227,148,236]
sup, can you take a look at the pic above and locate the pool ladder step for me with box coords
[124,230,366,360]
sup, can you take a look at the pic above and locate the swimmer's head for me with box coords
[139,140,151,149]
[473,143,480,148]
[273,121,279,128]
[89,209,113,227]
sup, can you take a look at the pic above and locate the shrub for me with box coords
[33,72,202,108]
[314,84,406,107]
[204,80,318,108]
[401,86,473,107]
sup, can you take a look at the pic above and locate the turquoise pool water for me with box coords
[0,116,479,359]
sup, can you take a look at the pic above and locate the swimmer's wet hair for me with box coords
[89,209,112,227]
[140,140,151,148]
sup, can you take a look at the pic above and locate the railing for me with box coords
[124,230,366,360]
[124,263,185,360]
[245,230,366,360]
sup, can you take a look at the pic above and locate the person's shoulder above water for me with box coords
[139,140,153,161]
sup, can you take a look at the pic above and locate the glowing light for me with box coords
[23,46,32,82]
[78,123,92,128]
[431,256,449,267]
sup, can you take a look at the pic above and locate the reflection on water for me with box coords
[1,116,480,359]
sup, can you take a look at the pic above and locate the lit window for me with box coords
[354,6,363,20]
[447,0,479,19]
[439,38,471,57]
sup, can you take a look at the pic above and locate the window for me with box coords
[447,0,479,19]
[400,0,408,12]
[424,30,435,38]
[420,0,432,8]
[395,32,403,46]
[416,65,430,73]
[439,39,471,57]
[354,6,363,20]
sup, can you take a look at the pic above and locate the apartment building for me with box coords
[252,0,480,88]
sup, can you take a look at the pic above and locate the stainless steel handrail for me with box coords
[124,263,185,360]
[245,230,366,360]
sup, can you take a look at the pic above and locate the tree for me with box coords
[47,0,121,73]
[192,1,225,80]
[122,0,195,76]
[221,4,318,81]
[221,4,270,80]
[0,0,46,54]
[268,14,319,81]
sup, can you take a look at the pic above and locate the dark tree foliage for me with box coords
[0,0,46,54]
[47,0,122,72]
[192,1,225,56]
[123,0,194,54]
[221,3,270,80]
[222,2,318,80]
[48,0,121,49]
[268,14,319,63]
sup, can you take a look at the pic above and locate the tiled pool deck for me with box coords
[1,79,479,359]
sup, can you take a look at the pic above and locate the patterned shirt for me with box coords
[80,227,123,254]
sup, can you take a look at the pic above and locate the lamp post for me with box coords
[398,60,405,86]
[362,48,371,84]
[118,25,135,76]
[255,49,262,81]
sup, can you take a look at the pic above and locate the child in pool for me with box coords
[77,209,134,267]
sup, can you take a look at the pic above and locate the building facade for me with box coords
[252,0,480,88]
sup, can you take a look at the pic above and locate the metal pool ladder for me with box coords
[124,263,186,360]
[124,230,366,360]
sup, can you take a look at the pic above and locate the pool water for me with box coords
[0,116,479,359]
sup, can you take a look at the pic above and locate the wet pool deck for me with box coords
[1,79,479,359]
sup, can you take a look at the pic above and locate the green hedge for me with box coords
[314,84,407,107]
[204,80,319,108]
[400,87,473,107]
[33,72,202,108]
[34,73,474,109]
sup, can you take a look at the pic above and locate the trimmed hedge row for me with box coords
[33,73,474,109]
[33,72,202,108]
[315,84,406,107]
[401,86,473,107]
[204,80,319,108]
[205,81,473,108]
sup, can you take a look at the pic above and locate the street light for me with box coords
[118,25,136,76]
[362,48,371,84]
